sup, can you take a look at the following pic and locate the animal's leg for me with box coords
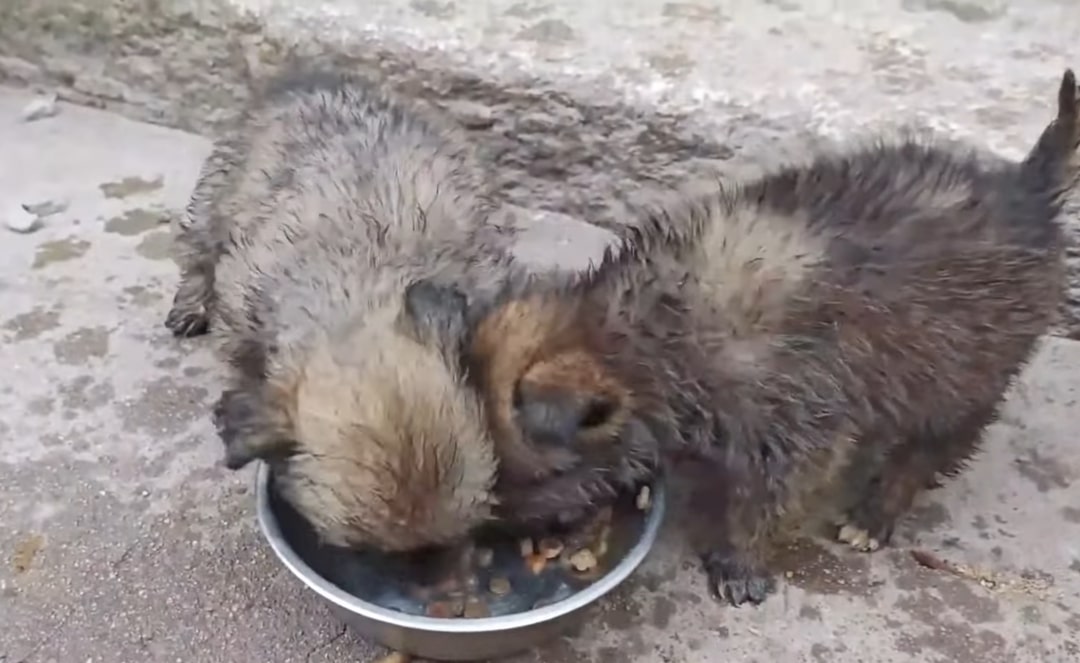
[165,140,239,337]
[837,406,997,552]
[685,455,777,607]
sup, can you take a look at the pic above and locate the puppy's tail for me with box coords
[1019,69,1080,199]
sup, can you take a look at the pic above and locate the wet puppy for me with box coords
[466,70,1079,603]
[165,68,515,552]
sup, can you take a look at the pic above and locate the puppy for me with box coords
[465,70,1079,603]
[165,68,515,552]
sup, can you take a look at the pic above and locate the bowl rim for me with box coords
[254,461,666,633]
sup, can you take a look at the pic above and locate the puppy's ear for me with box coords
[214,385,295,470]
[399,279,469,350]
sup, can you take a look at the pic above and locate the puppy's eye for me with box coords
[579,398,615,429]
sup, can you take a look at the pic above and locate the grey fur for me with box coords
[166,69,516,552]
[467,70,1079,605]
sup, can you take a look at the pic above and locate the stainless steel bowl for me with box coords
[254,462,666,661]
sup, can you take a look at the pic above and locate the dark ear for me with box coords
[514,380,617,448]
[400,279,469,350]
[213,386,295,470]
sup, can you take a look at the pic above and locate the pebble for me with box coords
[4,203,41,233]
[23,199,69,217]
[20,93,60,122]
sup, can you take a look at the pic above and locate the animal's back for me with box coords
[749,139,1065,421]
[208,72,498,356]
[603,119,1071,466]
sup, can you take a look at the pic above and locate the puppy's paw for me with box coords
[701,551,775,607]
[213,388,288,470]
[836,522,882,553]
[165,305,209,338]
[836,504,897,553]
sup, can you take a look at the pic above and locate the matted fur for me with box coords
[166,68,516,552]
[467,70,1079,603]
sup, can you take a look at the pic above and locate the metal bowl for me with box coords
[254,462,666,661]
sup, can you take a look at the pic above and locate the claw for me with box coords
[837,522,884,553]
[702,551,775,607]
[165,306,209,337]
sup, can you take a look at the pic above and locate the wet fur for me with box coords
[166,69,516,552]
[467,70,1079,602]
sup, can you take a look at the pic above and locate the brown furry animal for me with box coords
[466,70,1079,605]
[165,69,516,552]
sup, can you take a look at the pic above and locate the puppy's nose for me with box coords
[517,398,579,448]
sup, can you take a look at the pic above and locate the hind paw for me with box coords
[836,522,883,553]
[835,506,898,553]
[702,551,776,607]
[165,306,209,337]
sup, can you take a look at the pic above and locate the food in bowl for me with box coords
[267,473,656,621]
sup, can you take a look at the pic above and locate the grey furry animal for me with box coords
[465,70,1079,605]
[165,69,515,552]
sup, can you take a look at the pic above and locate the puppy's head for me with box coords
[467,292,660,526]
[217,280,498,552]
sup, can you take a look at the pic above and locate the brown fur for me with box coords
[466,70,1079,603]
[165,68,516,552]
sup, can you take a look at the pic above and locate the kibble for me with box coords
[636,485,652,511]
[463,597,491,618]
[425,600,461,618]
[525,554,548,575]
[474,547,494,568]
[538,537,564,559]
[568,549,598,572]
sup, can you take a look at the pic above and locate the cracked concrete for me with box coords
[1,1,1080,662]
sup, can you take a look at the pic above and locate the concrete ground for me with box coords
[1,1,1080,662]
[2,87,1080,663]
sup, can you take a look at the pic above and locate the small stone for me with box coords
[489,576,512,596]
[5,204,40,233]
[20,93,59,122]
[22,199,69,218]
[440,99,496,129]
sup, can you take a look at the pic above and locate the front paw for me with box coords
[213,389,263,470]
[165,304,209,338]
[702,551,775,607]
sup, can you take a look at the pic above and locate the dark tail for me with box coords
[1019,69,1080,196]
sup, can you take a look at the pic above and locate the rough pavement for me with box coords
[2,87,1080,663]
[4,0,1080,335]
[1,0,1080,661]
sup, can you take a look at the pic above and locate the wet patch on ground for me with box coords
[99,175,164,199]
[31,237,91,269]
